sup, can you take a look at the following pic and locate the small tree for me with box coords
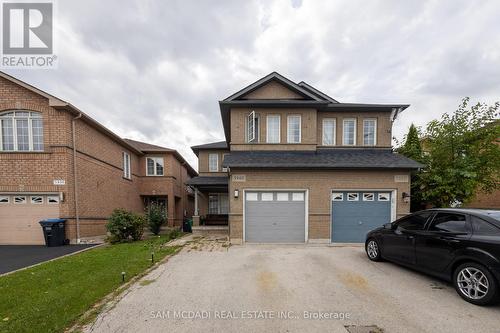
[416,98,500,207]
[146,203,166,235]
[397,124,425,211]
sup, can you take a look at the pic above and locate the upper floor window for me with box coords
[322,118,336,146]
[123,152,131,179]
[266,115,280,143]
[287,115,301,143]
[343,118,356,146]
[246,111,259,143]
[0,111,43,152]
[222,153,228,172]
[363,119,377,146]
[209,153,218,172]
[146,157,164,176]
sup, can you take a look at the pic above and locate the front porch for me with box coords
[185,176,229,229]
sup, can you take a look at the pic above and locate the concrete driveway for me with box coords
[0,245,96,274]
[86,242,500,333]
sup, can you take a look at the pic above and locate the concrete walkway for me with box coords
[85,243,500,333]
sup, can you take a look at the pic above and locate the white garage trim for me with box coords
[329,188,397,244]
[242,189,309,243]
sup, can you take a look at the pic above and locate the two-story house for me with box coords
[0,71,196,245]
[187,72,422,244]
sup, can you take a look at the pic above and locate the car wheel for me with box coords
[453,262,499,306]
[365,238,382,262]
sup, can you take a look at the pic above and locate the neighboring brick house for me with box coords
[0,71,196,245]
[187,72,421,244]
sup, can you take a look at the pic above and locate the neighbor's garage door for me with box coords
[0,194,60,245]
[331,191,392,243]
[245,191,306,243]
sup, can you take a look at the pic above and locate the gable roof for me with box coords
[191,141,228,156]
[223,149,423,170]
[298,81,339,103]
[223,72,323,102]
[124,139,197,176]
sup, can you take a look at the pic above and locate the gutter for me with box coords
[72,112,83,243]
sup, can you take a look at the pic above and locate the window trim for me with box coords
[208,153,219,172]
[47,195,60,204]
[146,157,164,176]
[347,192,359,201]
[14,196,27,204]
[266,114,281,143]
[322,118,336,146]
[362,193,374,201]
[342,118,357,146]
[123,152,131,179]
[287,115,301,143]
[0,195,9,204]
[247,111,256,143]
[0,111,44,152]
[222,153,228,172]
[363,118,377,146]
[30,196,43,204]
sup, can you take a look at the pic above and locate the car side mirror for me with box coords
[383,223,393,230]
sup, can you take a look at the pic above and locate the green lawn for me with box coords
[0,235,181,333]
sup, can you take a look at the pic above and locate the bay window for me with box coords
[287,115,301,143]
[322,118,336,145]
[266,115,280,143]
[363,119,377,146]
[146,157,164,176]
[0,111,43,151]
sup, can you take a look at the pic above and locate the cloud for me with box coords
[5,0,500,168]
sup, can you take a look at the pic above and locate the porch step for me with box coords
[192,226,229,236]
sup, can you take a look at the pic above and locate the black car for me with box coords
[365,208,500,305]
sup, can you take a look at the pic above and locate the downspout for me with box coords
[72,112,82,243]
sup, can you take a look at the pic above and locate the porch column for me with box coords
[193,188,200,226]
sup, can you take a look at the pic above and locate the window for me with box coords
[396,211,433,231]
[363,119,377,146]
[292,192,304,201]
[47,195,60,204]
[332,193,343,201]
[347,193,359,201]
[208,153,218,172]
[14,196,26,204]
[428,213,469,233]
[146,157,164,176]
[222,154,228,172]
[208,194,228,214]
[0,195,9,203]
[261,193,274,201]
[123,152,131,179]
[471,216,500,235]
[246,192,258,201]
[277,193,289,201]
[287,115,301,143]
[343,119,356,145]
[30,196,43,204]
[266,115,280,143]
[0,111,43,151]
[246,111,259,143]
[363,193,374,201]
[378,193,390,201]
[322,118,336,145]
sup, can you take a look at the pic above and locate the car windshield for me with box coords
[485,211,500,221]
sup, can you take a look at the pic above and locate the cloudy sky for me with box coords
[6,0,500,168]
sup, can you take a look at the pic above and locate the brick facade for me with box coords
[0,74,196,243]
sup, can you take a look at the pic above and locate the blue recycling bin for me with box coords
[39,218,66,247]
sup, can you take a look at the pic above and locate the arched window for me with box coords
[0,111,43,151]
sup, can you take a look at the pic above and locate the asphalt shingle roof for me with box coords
[222,149,422,169]
[185,176,229,186]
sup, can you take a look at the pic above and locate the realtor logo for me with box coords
[1,1,57,68]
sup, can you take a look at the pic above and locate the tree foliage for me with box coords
[403,98,500,208]
[146,203,167,235]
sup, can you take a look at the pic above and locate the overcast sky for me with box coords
[6,0,500,168]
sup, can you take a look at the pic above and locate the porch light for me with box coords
[234,189,239,198]
[402,192,410,203]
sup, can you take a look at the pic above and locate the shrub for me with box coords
[168,228,181,240]
[146,203,167,235]
[106,209,146,242]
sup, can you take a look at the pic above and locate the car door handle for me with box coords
[439,236,459,243]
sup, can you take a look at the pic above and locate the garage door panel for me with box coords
[245,191,306,243]
[332,191,392,243]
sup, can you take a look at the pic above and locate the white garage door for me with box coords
[245,191,306,243]
[0,194,60,245]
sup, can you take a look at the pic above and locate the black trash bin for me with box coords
[182,218,193,233]
[39,219,67,247]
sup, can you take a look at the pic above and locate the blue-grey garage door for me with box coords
[245,191,306,243]
[331,191,392,243]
